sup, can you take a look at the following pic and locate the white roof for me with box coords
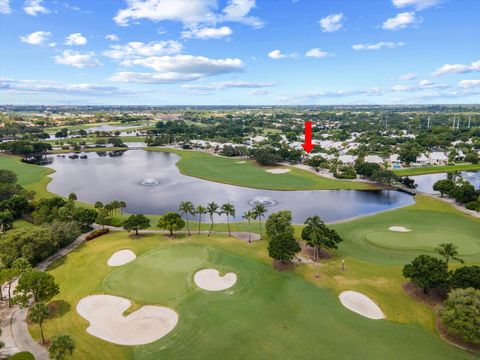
[338,155,357,163]
[364,155,384,164]
[389,154,400,162]
[429,152,448,161]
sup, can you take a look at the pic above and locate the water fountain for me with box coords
[140,177,159,186]
[248,196,277,207]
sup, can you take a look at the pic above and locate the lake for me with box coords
[46,150,414,223]
[411,171,480,194]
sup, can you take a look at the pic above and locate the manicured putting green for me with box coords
[100,244,472,360]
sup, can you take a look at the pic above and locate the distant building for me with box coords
[364,155,384,165]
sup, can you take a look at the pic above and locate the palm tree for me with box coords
[221,203,236,236]
[302,215,324,261]
[435,243,464,265]
[49,335,75,360]
[28,302,49,344]
[242,210,254,243]
[179,201,195,236]
[111,200,120,216]
[195,205,207,235]
[206,202,220,236]
[253,204,267,238]
[118,201,127,215]
[94,201,103,210]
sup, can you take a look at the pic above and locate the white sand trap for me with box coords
[266,168,290,174]
[194,269,237,291]
[388,226,411,233]
[107,249,136,266]
[76,295,178,345]
[236,161,246,164]
[339,291,385,320]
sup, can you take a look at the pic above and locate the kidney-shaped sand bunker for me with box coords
[76,294,178,345]
[194,269,237,291]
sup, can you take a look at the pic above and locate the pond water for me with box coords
[411,171,480,194]
[46,150,414,223]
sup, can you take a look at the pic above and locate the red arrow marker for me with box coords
[302,121,314,153]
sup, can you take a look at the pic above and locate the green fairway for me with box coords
[33,233,476,360]
[333,195,480,265]
[146,147,374,190]
[393,163,480,176]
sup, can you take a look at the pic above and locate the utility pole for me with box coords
[468,115,471,128]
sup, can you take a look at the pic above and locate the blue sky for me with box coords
[0,0,479,105]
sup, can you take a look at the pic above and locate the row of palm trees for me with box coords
[94,200,126,217]
[178,201,268,240]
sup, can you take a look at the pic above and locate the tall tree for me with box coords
[49,335,75,360]
[118,201,127,215]
[242,210,255,243]
[253,204,267,238]
[179,201,195,236]
[14,270,59,306]
[206,202,219,236]
[123,214,150,236]
[195,205,207,235]
[435,243,464,265]
[402,255,449,293]
[28,302,49,344]
[301,216,343,261]
[221,203,236,236]
[266,211,300,265]
[157,212,185,236]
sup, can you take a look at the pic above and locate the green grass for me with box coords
[146,147,374,190]
[393,163,480,176]
[333,195,480,266]
[31,232,476,360]
[9,352,35,360]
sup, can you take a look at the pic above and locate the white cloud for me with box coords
[382,12,419,30]
[23,0,49,15]
[432,60,480,76]
[418,79,433,86]
[65,33,87,46]
[305,48,329,58]
[399,72,417,80]
[0,0,11,14]
[248,89,270,95]
[352,41,405,50]
[20,31,51,45]
[103,40,183,60]
[391,84,411,91]
[268,49,296,59]
[392,0,441,10]
[106,34,120,41]
[114,0,262,28]
[182,26,233,39]
[53,50,103,68]
[182,81,276,90]
[0,78,141,96]
[319,13,343,32]
[110,55,245,83]
[458,79,480,88]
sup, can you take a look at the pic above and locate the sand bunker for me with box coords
[339,291,385,320]
[76,295,178,345]
[266,168,290,174]
[236,161,246,164]
[107,250,136,266]
[194,269,237,291]
[388,226,411,233]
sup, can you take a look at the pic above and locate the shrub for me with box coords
[465,201,479,211]
[85,228,110,241]
[9,352,35,360]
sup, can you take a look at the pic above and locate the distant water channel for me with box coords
[45,150,414,223]
[411,171,480,194]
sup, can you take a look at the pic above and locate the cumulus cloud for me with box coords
[114,0,263,28]
[106,34,120,41]
[352,41,405,50]
[0,78,141,96]
[23,0,49,15]
[103,40,183,61]
[382,12,419,30]
[305,48,329,58]
[248,89,270,95]
[318,13,343,32]
[182,26,233,39]
[268,49,296,59]
[399,72,417,80]
[109,55,244,83]
[458,79,480,88]
[432,60,480,76]
[418,79,433,86]
[20,31,51,45]
[392,0,441,10]
[65,33,87,46]
[0,0,11,14]
[53,50,103,68]
[182,80,276,90]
